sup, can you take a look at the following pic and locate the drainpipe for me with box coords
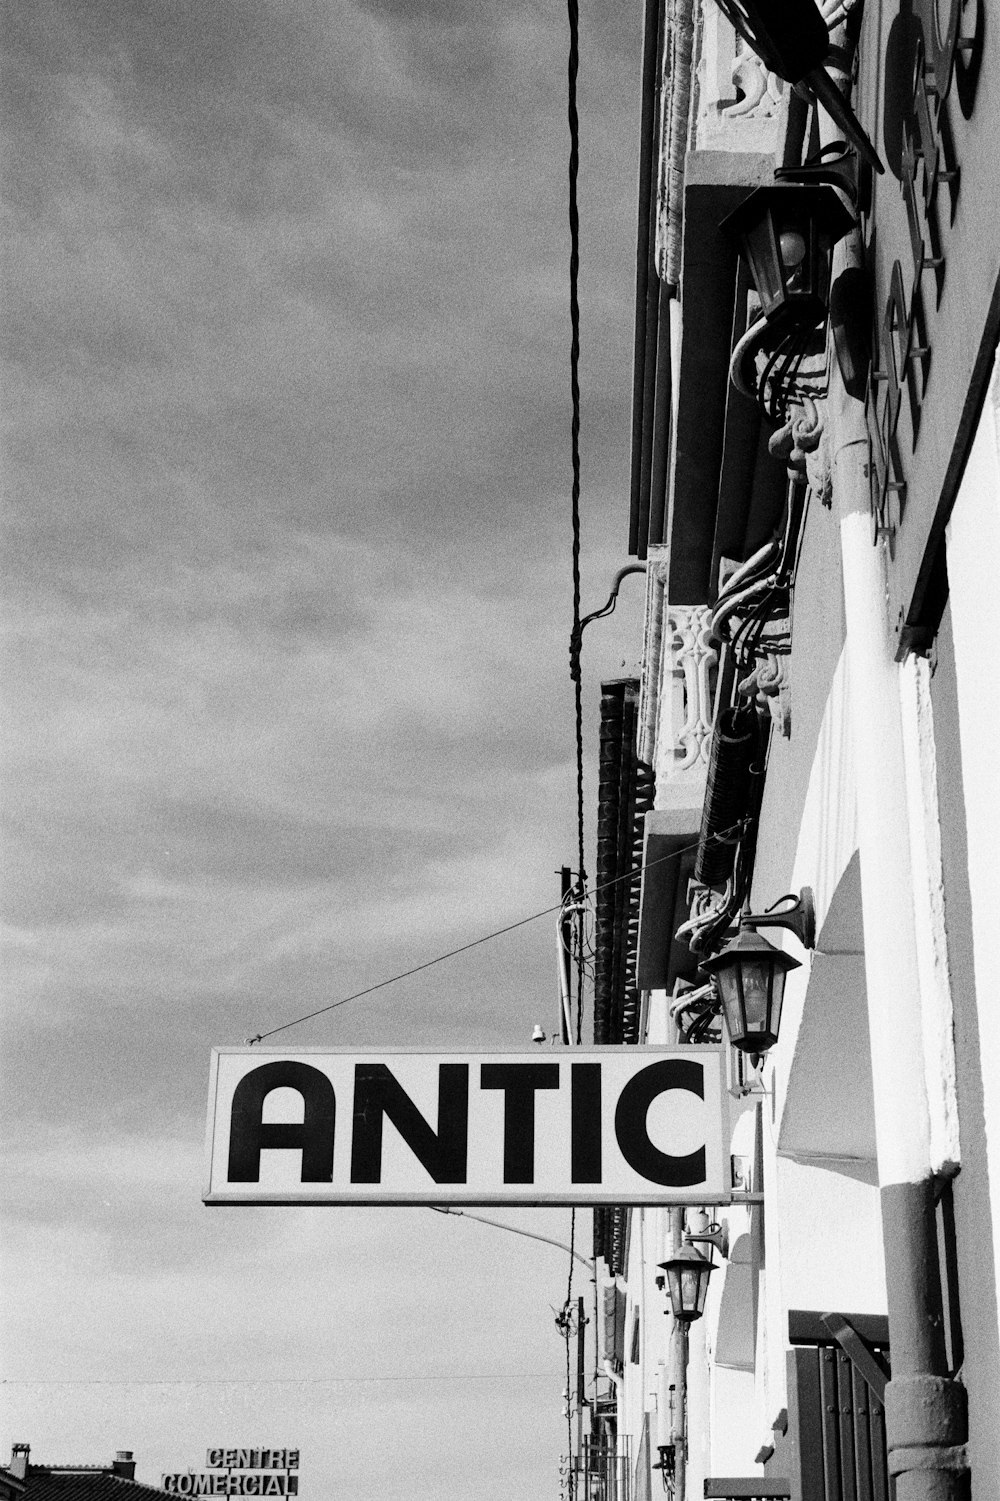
[826,229,969,1497]
[663,1209,688,1501]
[660,1001,689,1500]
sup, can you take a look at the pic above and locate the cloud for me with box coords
[3,0,637,596]
[0,0,645,1496]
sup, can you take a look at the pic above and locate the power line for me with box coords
[566,9,584,1481]
[567,0,584,912]
[244,828,733,1044]
[0,1374,564,1388]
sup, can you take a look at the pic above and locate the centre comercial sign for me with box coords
[162,1450,299,1497]
[203,1047,728,1206]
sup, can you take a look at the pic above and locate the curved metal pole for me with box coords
[429,1206,595,1272]
[570,563,647,682]
[579,562,648,631]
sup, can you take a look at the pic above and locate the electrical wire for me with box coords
[567,0,585,921]
[0,1374,562,1388]
[564,1317,576,1501]
[565,5,584,1460]
[244,828,739,1045]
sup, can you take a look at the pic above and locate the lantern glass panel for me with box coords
[775,212,809,295]
[717,955,787,1052]
[681,1263,705,1316]
[738,956,774,1037]
[665,1261,710,1321]
[769,971,785,1043]
[744,212,784,315]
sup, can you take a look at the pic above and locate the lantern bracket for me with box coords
[776,141,870,216]
[685,1221,730,1260]
[740,886,816,949]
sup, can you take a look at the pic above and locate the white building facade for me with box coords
[589,0,1000,1497]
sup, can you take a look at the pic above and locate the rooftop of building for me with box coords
[1,1448,169,1501]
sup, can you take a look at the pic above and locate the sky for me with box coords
[0,2,647,1498]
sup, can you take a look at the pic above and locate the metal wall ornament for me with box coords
[864,0,982,554]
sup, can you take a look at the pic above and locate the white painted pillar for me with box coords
[828,374,933,1189]
[942,343,1000,1317]
[826,239,968,1498]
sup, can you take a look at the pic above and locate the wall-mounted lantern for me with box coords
[721,183,856,332]
[652,1443,676,1490]
[699,889,815,1056]
[700,923,799,1055]
[657,1244,716,1323]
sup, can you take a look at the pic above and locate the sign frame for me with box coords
[203,1044,732,1209]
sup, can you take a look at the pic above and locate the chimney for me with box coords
[112,1454,136,1481]
[10,1445,30,1481]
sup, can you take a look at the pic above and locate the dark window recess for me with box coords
[704,1483,791,1499]
[593,680,654,1047]
[760,1312,891,1501]
[592,679,655,1273]
[628,0,667,562]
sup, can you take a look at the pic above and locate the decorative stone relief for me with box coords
[692,7,784,154]
[639,553,719,794]
[723,43,783,120]
[662,605,719,777]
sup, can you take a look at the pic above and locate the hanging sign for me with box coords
[203,1046,729,1206]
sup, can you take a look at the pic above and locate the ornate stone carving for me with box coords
[690,6,784,155]
[662,605,719,776]
[639,557,718,795]
[723,43,783,119]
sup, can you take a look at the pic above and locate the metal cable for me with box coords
[245,828,740,1044]
[565,1317,577,1501]
[567,0,586,918]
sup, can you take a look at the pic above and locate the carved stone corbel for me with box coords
[769,395,832,505]
[738,641,792,737]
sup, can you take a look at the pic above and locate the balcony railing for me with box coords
[560,1436,632,1501]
